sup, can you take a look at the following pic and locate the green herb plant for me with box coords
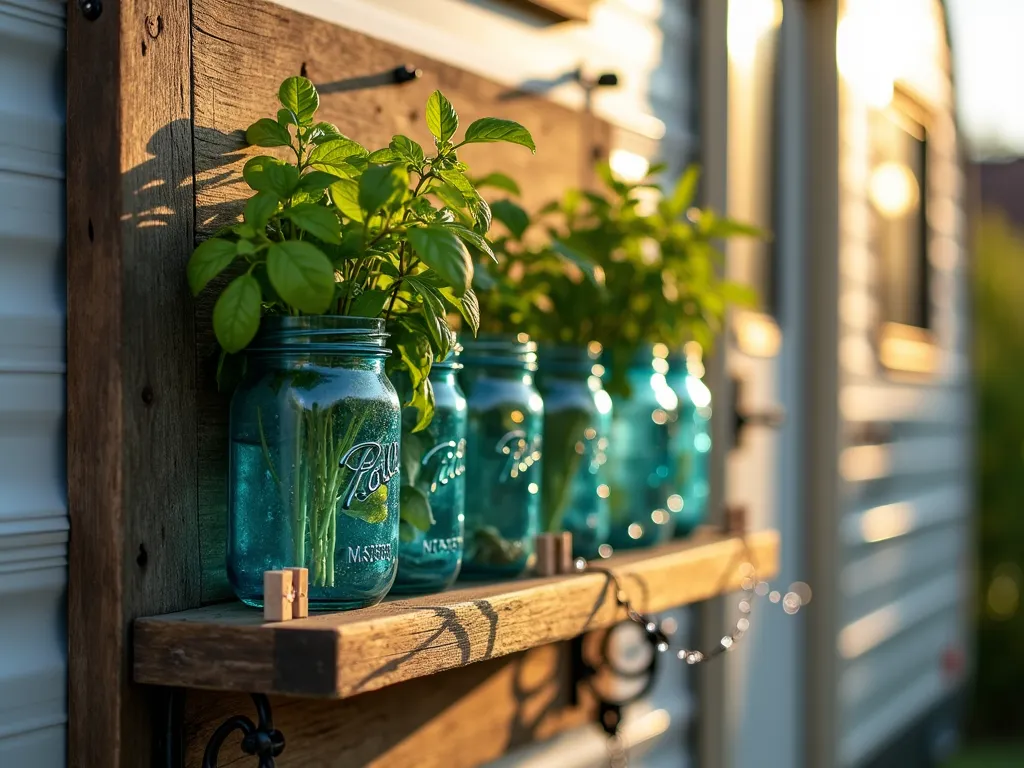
[476,161,762,534]
[186,76,535,583]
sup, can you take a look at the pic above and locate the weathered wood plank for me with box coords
[67,1,200,765]
[135,532,779,698]
[183,644,593,768]
[191,0,613,602]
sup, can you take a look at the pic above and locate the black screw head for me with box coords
[596,73,619,87]
[79,0,102,20]
[393,64,423,84]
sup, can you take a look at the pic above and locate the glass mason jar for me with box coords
[391,349,468,594]
[227,316,400,611]
[536,344,612,560]
[666,357,713,536]
[606,346,679,550]
[459,334,543,578]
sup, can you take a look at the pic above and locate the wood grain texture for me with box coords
[67,1,200,765]
[191,0,613,602]
[135,532,779,698]
[183,644,593,768]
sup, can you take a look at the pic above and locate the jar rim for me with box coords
[249,315,390,357]
[461,333,538,370]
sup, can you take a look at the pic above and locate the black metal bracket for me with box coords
[202,693,285,768]
[158,689,285,768]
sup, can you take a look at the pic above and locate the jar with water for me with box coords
[227,316,400,611]
[606,346,679,549]
[459,335,544,577]
[392,348,468,594]
[535,343,612,560]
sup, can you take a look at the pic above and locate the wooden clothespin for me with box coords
[724,505,748,538]
[535,532,577,576]
[263,567,309,622]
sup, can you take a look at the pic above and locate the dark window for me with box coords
[869,92,930,330]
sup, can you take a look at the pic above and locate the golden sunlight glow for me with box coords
[869,162,920,218]
[728,0,783,66]
[733,311,782,358]
[609,149,650,183]
[836,10,894,107]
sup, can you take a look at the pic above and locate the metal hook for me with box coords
[315,65,423,95]
[78,0,102,20]
[201,693,285,768]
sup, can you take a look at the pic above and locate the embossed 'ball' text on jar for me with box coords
[458,334,544,578]
[227,316,401,611]
[391,346,468,594]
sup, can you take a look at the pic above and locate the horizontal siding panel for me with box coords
[0,1,66,764]
[837,571,962,661]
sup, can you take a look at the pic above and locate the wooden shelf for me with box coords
[134,531,779,699]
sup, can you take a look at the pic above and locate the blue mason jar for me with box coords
[667,356,713,536]
[606,346,679,549]
[536,344,612,560]
[459,334,543,578]
[391,348,468,594]
[227,316,400,611]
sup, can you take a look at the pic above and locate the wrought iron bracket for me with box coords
[159,689,285,768]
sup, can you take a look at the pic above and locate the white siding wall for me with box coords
[0,0,67,765]
[834,1,969,764]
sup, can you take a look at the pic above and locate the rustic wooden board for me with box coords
[191,0,613,602]
[183,644,594,768]
[67,1,201,765]
[135,532,778,698]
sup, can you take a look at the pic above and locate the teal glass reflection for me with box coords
[459,335,543,578]
[667,356,713,536]
[227,316,400,611]
[392,350,468,594]
[606,347,678,549]
[536,344,612,560]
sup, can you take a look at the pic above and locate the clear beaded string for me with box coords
[570,539,810,767]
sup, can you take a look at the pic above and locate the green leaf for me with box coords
[277,108,297,126]
[472,194,492,234]
[236,239,255,256]
[407,226,473,297]
[344,483,389,524]
[669,165,701,215]
[399,520,417,543]
[266,241,335,313]
[367,147,400,163]
[358,163,408,216]
[297,171,340,194]
[390,135,425,168]
[409,376,435,433]
[700,212,767,240]
[473,172,521,196]
[444,223,495,262]
[278,76,319,126]
[407,278,455,360]
[400,484,435,532]
[349,288,390,317]
[245,118,292,148]
[264,163,300,199]
[551,240,601,284]
[283,203,342,244]
[400,431,424,485]
[307,122,345,145]
[425,90,459,143]
[721,281,759,308]
[434,181,468,212]
[188,238,237,296]
[438,169,475,197]
[307,138,368,175]
[490,199,529,239]
[329,179,363,222]
[462,117,536,153]
[243,192,279,231]
[242,156,285,192]
[213,274,261,353]
[441,286,481,334]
